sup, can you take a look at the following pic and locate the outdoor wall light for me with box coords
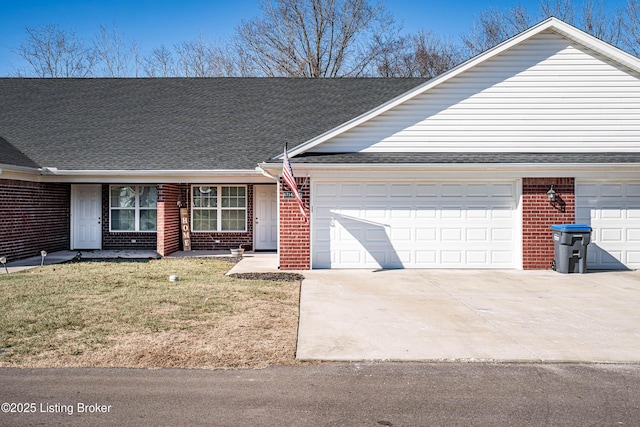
[0,256,7,274]
[547,185,557,202]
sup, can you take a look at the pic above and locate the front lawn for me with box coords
[0,258,301,369]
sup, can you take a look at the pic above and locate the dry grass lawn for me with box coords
[0,258,302,369]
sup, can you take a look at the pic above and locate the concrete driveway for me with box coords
[296,269,640,363]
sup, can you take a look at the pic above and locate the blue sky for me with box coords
[0,0,630,76]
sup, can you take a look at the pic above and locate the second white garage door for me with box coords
[312,181,519,269]
[576,181,640,270]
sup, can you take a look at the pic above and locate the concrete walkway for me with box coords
[297,269,640,363]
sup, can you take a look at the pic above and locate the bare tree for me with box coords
[11,24,95,77]
[375,31,462,78]
[539,0,576,22]
[620,0,640,56]
[462,7,534,56]
[174,32,231,77]
[233,0,395,77]
[94,25,140,77]
[144,45,176,77]
[579,0,623,44]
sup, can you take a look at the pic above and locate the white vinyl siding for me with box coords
[313,181,518,269]
[311,31,640,154]
[576,181,640,270]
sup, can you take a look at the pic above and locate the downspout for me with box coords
[255,164,279,181]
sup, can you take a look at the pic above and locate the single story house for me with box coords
[1,18,639,270]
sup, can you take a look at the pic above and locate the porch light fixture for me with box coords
[547,185,556,202]
[0,256,7,274]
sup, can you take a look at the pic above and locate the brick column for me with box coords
[522,178,575,269]
[279,177,311,270]
[157,184,181,256]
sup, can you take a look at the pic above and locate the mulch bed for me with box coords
[228,272,305,282]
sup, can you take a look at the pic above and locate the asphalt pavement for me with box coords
[2,363,640,426]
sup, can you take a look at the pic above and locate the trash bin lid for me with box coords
[550,224,592,232]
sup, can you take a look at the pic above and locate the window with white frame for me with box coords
[110,185,158,232]
[192,185,247,232]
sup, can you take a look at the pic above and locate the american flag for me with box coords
[283,146,308,222]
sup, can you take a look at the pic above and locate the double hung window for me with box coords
[110,185,158,231]
[192,185,246,232]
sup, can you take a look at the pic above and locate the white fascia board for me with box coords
[0,163,41,174]
[285,18,640,158]
[261,161,640,180]
[33,169,273,184]
[0,163,42,181]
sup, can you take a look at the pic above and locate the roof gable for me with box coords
[289,18,640,157]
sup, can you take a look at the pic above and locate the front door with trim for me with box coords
[72,184,102,250]
[254,185,278,250]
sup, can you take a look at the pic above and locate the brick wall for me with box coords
[157,184,181,256]
[102,185,157,250]
[0,179,70,262]
[522,178,575,269]
[279,177,310,270]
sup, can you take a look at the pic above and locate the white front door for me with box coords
[254,185,278,250]
[71,185,102,250]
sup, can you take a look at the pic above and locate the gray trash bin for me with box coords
[550,224,592,274]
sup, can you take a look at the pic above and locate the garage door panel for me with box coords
[441,208,463,219]
[441,251,463,264]
[492,183,516,197]
[600,228,623,242]
[416,208,437,218]
[390,184,412,197]
[390,208,411,219]
[467,228,488,241]
[442,184,464,197]
[628,184,640,197]
[628,208,640,219]
[577,181,640,270]
[390,228,412,241]
[628,251,640,264]
[628,229,640,241]
[313,180,517,269]
[602,184,624,197]
[467,251,488,264]
[365,184,386,197]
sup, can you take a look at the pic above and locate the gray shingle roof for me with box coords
[0,78,426,170]
[289,152,640,164]
[0,136,39,168]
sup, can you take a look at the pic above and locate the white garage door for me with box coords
[576,181,640,270]
[312,181,518,269]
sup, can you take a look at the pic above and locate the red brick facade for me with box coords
[156,184,181,256]
[0,179,70,262]
[278,177,311,270]
[522,178,575,270]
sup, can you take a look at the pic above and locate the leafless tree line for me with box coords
[9,0,640,78]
